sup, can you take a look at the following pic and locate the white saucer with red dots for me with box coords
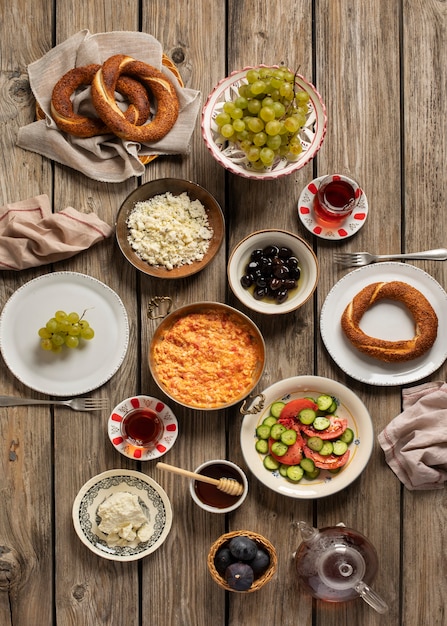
[108,395,178,461]
[297,175,369,240]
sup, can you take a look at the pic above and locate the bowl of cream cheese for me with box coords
[72,469,172,561]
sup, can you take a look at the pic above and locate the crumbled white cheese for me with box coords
[97,491,151,548]
[126,191,214,270]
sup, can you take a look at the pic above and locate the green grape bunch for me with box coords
[38,310,95,353]
[214,67,311,170]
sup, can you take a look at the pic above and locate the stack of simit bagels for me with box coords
[50,54,179,143]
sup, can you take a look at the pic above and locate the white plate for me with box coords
[0,272,129,396]
[72,469,172,561]
[297,176,368,240]
[108,395,179,461]
[320,262,447,385]
[240,376,373,499]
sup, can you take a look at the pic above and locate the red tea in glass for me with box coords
[121,407,163,448]
[314,175,360,225]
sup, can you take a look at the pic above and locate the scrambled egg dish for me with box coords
[152,310,263,408]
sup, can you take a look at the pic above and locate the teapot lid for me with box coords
[318,544,366,590]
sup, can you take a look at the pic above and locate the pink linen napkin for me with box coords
[378,381,447,490]
[0,194,113,270]
[16,30,201,183]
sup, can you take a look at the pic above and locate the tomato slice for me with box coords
[278,398,318,422]
[300,416,348,440]
[269,431,305,465]
[303,445,350,469]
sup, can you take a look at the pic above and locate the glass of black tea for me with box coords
[314,174,361,225]
[121,407,163,449]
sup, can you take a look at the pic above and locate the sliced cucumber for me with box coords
[307,436,323,452]
[299,408,316,425]
[286,465,304,482]
[333,440,348,456]
[279,464,289,477]
[316,394,334,411]
[263,455,281,471]
[256,424,271,440]
[340,427,354,444]
[304,468,321,480]
[300,458,315,473]
[270,401,286,418]
[328,467,341,475]
[255,438,269,454]
[313,416,331,431]
[327,400,338,414]
[263,416,277,427]
[270,423,286,440]
[271,441,288,457]
[280,429,297,446]
[319,441,334,456]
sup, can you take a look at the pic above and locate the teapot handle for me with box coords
[355,581,389,614]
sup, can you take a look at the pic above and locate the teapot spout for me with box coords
[297,520,320,543]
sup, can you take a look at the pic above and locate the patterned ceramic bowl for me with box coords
[201,65,327,179]
[72,469,172,561]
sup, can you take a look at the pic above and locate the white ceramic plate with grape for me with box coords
[240,376,373,499]
[0,272,129,396]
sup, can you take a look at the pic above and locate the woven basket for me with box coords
[36,54,183,166]
[207,530,277,593]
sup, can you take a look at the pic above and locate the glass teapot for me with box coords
[293,521,388,614]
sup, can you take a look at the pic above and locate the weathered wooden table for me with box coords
[1,1,446,625]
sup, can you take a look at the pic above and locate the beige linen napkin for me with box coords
[17,30,201,183]
[378,381,447,490]
[0,194,113,270]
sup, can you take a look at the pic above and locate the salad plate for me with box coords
[320,262,447,385]
[0,272,129,396]
[72,469,172,561]
[240,376,373,499]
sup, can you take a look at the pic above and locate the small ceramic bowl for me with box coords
[72,469,172,561]
[115,178,225,279]
[201,65,327,180]
[228,229,319,314]
[189,459,249,514]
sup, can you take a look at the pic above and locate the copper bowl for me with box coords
[148,302,265,410]
[116,178,225,279]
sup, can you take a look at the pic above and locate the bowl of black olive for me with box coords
[228,229,319,314]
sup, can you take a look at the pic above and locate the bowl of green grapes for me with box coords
[201,65,327,179]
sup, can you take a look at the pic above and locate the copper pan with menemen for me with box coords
[147,300,265,411]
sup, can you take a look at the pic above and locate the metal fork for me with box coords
[0,396,109,411]
[334,248,447,267]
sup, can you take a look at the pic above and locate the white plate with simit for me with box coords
[320,262,447,385]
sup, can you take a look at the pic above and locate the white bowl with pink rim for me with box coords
[201,65,327,179]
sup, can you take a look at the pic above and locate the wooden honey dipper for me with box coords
[156,462,245,496]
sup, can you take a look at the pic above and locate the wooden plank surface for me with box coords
[0,1,446,625]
